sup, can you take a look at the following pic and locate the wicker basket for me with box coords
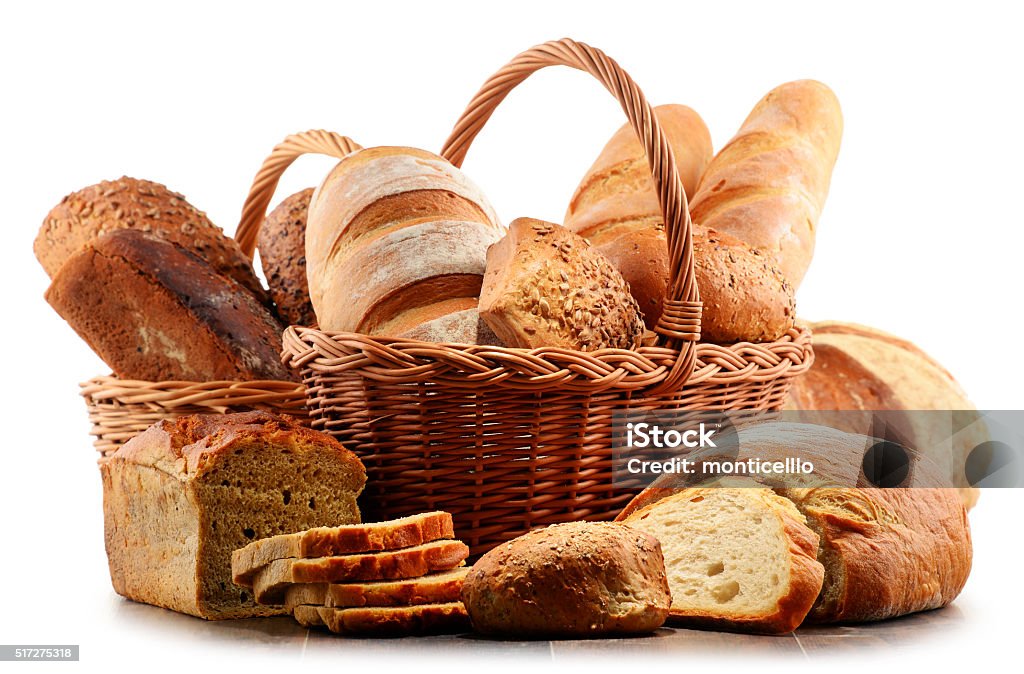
[275,39,814,554]
[81,130,363,456]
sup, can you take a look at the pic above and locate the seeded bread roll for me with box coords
[35,176,267,303]
[45,229,291,382]
[461,521,671,638]
[689,80,843,288]
[564,105,712,329]
[620,488,824,634]
[100,412,366,620]
[305,146,505,339]
[258,188,316,326]
[479,218,644,350]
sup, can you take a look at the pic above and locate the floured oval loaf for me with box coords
[305,146,505,341]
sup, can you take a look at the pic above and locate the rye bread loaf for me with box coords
[45,229,291,382]
[785,320,984,508]
[100,412,366,619]
[305,146,505,340]
[777,487,972,623]
[563,106,795,343]
[232,511,455,585]
[619,488,824,634]
[284,567,469,609]
[479,218,644,350]
[249,540,470,604]
[689,80,843,289]
[461,522,670,638]
[258,188,317,326]
[35,176,267,302]
[295,602,471,636]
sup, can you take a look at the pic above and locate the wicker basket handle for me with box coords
[235,129,363,258]
[441,38,701,390]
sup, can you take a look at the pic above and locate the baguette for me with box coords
[689,80,843,288]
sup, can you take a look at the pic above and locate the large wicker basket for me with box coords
[81,131,363,456]
[277,39,814,553]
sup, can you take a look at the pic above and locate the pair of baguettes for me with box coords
[231,512,472,636]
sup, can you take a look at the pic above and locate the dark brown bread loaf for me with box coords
[45,229,291,382]
[35,176,267,303]
[461,522,671,638]
[258,188,317,326]
[100,412,366,619]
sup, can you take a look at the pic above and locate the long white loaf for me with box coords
[305,146,505,339]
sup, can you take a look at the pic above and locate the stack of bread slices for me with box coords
[231,512,472,636]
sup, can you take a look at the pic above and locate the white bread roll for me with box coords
[305,146,504,338]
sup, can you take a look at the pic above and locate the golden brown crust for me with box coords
[258,188,317,326]
[689,81,842,289]
[232,511,454,584]
[313,602,470,636]
[779,487,972,623]
[45,229,291,382]
[479,218,644,350]
[461,521,670,638]
[284,567,469,609]
[622,489,823,635]
[35,176,267,302]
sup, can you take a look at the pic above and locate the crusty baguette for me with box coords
[35,176,267,302]
[479,218,644,350]
[305,146,504,340]
[250,540,469,604]
[689,80,843,288]
[46,229,291,382]
[461,522,670,638]
[308,602,470,636]
[258,188,317,326]
[621,488,824,634]
[564,105,711,330]
[778,487,972,623]
[232,511,454,585]
[284,567,469,609]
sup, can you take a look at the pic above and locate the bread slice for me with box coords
[284,567,469,610]
[310,602,470,636]
[621,488,824,634]
[231,511,454,585]
[250,540,469,604]
[292,604,325,628]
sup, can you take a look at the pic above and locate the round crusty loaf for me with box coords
[257,188,317,327]
[479,218,644,350]
[35,176,267,302]
[689,80,843,289]
[461,521,670,638]
[785,320,983,508]
[564,104,712,330]
[305,146,504,338]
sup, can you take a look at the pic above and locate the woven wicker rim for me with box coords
[272,38,710,395]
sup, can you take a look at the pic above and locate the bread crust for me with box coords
[101,412,366,619]
[461,521,670,638]
[258,188,317,326]
[36,176,267,302]
[479,218,644,350]
[689,80,843,289]
[779,487,972,623]
[622,489,824,634]
[284,567,469,609]
[232,511,455,584]
[313,602,470,636]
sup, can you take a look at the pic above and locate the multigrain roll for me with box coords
[461,522,671,638]
[258,188,317,327]
[35,176,267,303]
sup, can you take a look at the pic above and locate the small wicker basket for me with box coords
[275,39,814,553]
[81,130,362,456]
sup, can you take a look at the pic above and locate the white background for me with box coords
[1,1,1021,672]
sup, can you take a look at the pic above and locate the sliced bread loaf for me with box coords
[304,602,470,636]
[620,488,824,634]
[249,540,469,604]
[284,567,469,609]
[232,511,454,584]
